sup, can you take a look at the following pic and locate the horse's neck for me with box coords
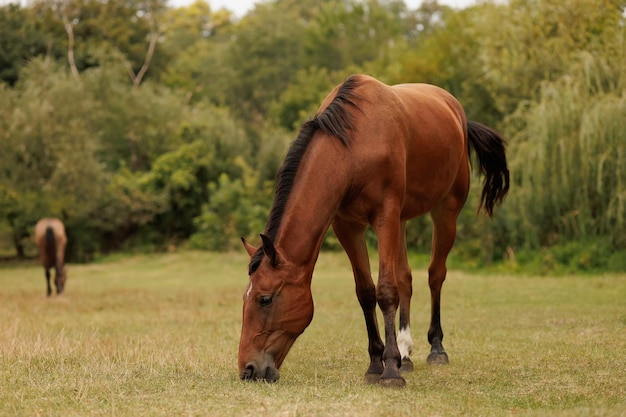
[275,139,349,269]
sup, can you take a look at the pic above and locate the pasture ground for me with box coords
[1,251,624,416]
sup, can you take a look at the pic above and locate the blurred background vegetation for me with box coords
[0,0,624,273]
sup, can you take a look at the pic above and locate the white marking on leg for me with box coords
[397,326,413,359]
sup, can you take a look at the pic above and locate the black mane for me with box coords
[248,75,363,274]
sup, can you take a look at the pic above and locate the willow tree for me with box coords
[506,51,625,249]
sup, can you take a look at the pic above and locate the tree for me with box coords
[224,1,308,124]
[159,0,236,105]
[267,67,335,130]
[473,0,624,118]
[29,0,170,85]
[505,51,626,250]
[0,4,52,86]
[303,0,410,72]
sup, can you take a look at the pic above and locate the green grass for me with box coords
[1,251,625,416]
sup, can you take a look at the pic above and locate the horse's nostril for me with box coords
[265,367,280,383]
[241,364,256,380]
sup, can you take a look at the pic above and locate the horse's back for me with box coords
[324,75,466,162]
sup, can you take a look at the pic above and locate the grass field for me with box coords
[1,251,625,416]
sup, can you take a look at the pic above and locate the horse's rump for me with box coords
[35,218,67,269]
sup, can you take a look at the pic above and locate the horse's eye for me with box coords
[259,295,273,307]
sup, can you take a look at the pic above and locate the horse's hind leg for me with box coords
[45,268,52,297]
[332,219,385,384]
[397,223,414,372]
[54,268,60,295]
[427,205,460,365]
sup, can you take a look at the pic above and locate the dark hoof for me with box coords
[400,357,414,372]
[427,351,449,365]
[364,372,381,384]
[379,376,406,388]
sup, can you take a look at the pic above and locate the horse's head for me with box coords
[56,266,68,294]
[238,235,314,383]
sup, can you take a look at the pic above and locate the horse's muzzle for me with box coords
[240,363,280,383]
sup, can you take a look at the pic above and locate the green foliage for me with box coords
[504,51,625,252]
[473,0,623,118]
[267,67,335,130]
[29,0,171,78]
[95,166,169,252]
[0,4,52,85]
[303,0,410,72]
[223,1,307,123]
[158,1,236,103]
[189,160,272,251]
[0,0,624,270]
[510,240,626,275]
[142,140,222,241]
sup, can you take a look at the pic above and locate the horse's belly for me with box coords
[400,193,439,220]
[400,156,462,218]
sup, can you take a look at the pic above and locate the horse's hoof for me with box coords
[427,351,449,365]
[364,372,381,384]
[400,357,414,372]
[379,376,406,388]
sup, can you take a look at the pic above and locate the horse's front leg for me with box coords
[374,212,406,387]
[332,220,385,383]
[376,268,405,387]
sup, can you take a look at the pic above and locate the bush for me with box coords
[188,168,272,251]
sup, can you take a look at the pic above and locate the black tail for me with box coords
[467,121,510,216]
[45,226,57,267]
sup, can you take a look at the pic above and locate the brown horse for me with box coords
[239,74,509,387]
[35,218,68,296]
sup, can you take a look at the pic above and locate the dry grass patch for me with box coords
[1,251,624,416]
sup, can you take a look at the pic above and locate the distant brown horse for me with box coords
[35,218,68,296]
[239,74,509,387]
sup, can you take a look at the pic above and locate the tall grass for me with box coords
[1,251,625,416]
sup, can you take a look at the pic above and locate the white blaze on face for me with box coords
[397,326,413,359]
[245,281,253,299]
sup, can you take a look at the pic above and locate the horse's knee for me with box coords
[356,282,377,309]
[428,266,447,289]
[376,282,399,311]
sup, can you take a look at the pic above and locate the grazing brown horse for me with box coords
[35,218,68,296]
[239,74,509,387]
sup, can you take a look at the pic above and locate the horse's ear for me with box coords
[260,234,278,267]
[241,237,257,257]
